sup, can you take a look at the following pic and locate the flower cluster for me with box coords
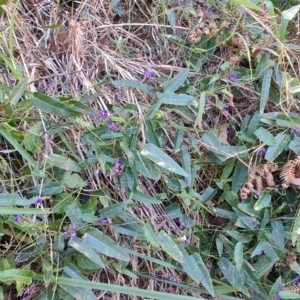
[179,220,188,230]
[227,73,238,82]
[34,197,42,207]
[62,224,76,239]
[20,283,37,300]
[144,70,152,79]
[91,109,109,121]
[112,159,122,176]
[14,215,22,222]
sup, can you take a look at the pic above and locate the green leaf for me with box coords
[84,228,130,261]
[0,269,35,286]
[196,92,206,131]
[163,69,189,93]
[159,92,196,106]
[23,122,42,153]
[46,154,82,172]
[32,92,80,117]
[178,245,214,296]
[167,11,176,32]
[0,126,37,168]
[131,191,161,204]
[53,275,206,300]
[265,133,290,162]
[233,208,260,229]
[292,205,300,246]
[42,257,53,287]
[254,127,276,145]
[242,262,268,299]
[181,144,191,184]
[143,223,159,247]
[113,79,153,94]
[282,4,300,20]
[61,172,86,189]
[289,137,300,155]
[217,257,250,297]
[231,0,262,11]
[234,242,243,271]
[254,192,272,211]
[134,156,161,180]
[141,143,188,177]
[8,78,27,105]
[157,230,185,264]
[98,201,128,219]
[174,127,184,153]
[279,291,300,299]
[32,182,63,196]
[60,264,97,300]
[68,237,105,268]
[259,69,272,113]
[68,100,94,114]
[232,161,248,193]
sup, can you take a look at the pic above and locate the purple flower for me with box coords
[63,224,77,239]
[292,277,300,285]
[275,296,281,300]
[98,217,108,225]
[107,123,116,131]
[14,215,22,222]
[223,109,230,117]
[91,109,109,121]
[112,159,122,175]
[241,198,246,203]
[34,197,42,207]
[228,73,238,82]
[262,4,267,10]
[46,83,51,89]
[257,250,264,256]
[22,283,37,298]
[205,118,211,124]
[184,238,190,244]
[226,128,230,134]
[279,283,284,290]
[259,147,266,154]
[179,220,188,230]
[213,116,218,122]
[144,70,152,78]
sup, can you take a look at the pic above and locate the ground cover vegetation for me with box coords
[0,0,299,299]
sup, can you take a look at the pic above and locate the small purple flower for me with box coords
[292,277,300,285]
[91,109,109,121]
[34,197,42,207]
[205,118,211,124]
[207,95,212,100]
[22,283,37,298]
[259,147,266,154]
[228,73,238,82]
[184,238,190,244]
[46,83,51,90]
[144,70,152,78]
[257,250,264,256]
[112,159,122,175]
[213,116,218,122]
[107,123,116,131]
[63,224,77,239]
[179,220,188,230]
[223,109,230,117]
[226,128,230,134]
[279,283,284,290]
[98,217,108,225]
[14,215,22,222]
[275,296,281,300]
[241,198,246,203]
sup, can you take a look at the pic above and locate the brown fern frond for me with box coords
[280,157,300,188]
[283,282,300,293]
[240,162,278,199]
